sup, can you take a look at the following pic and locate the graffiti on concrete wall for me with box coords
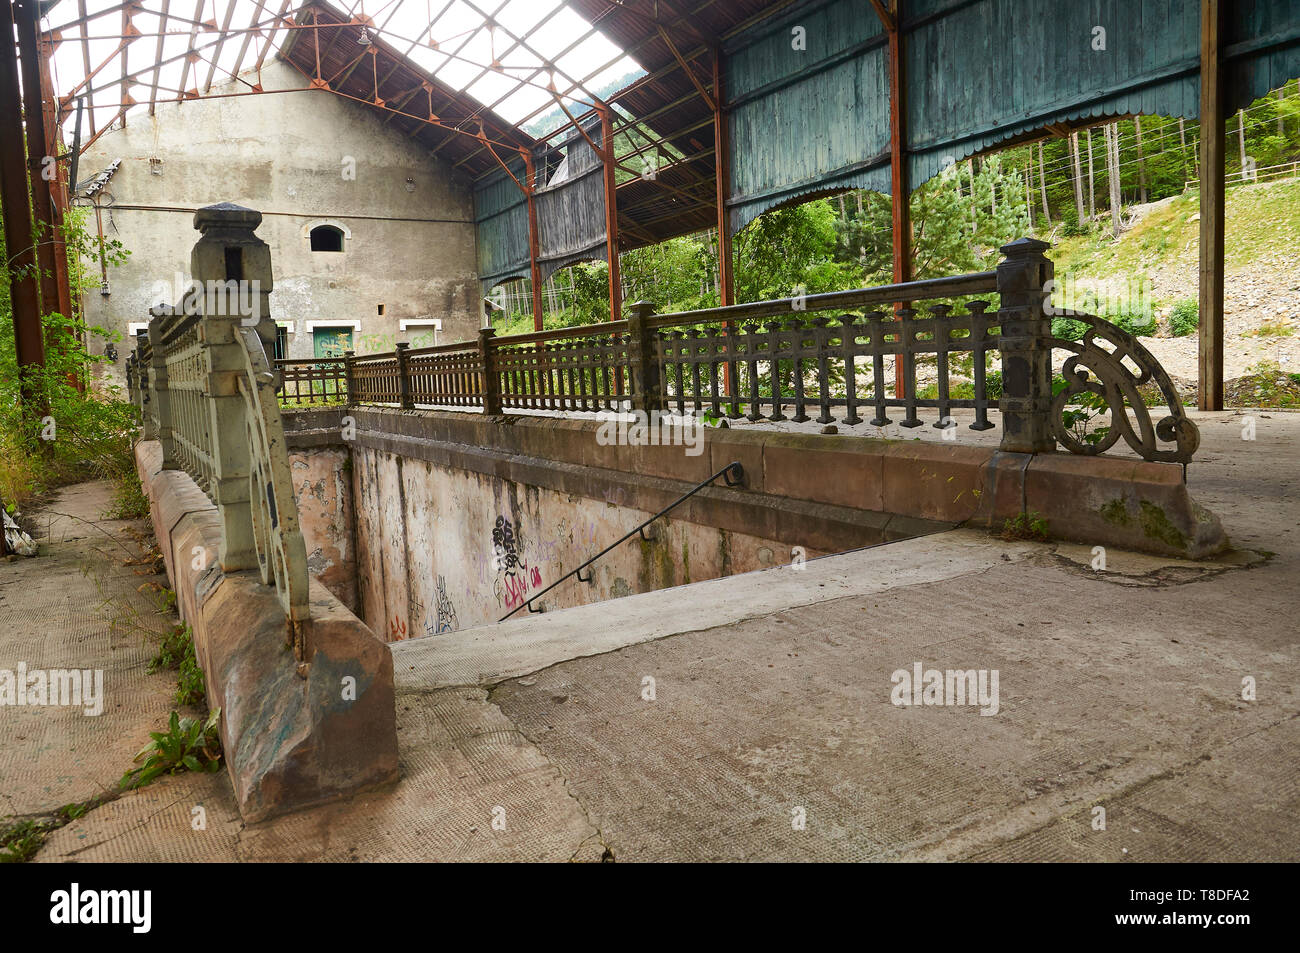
[491,514,543,611]
[428,574,458,636]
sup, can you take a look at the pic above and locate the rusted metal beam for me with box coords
[16,0,63,323]
[1,0,47,401]
[255,0,294,72]
[226,0,268,89]
[75,0,96,134]
[1198,0,1225,411]
[37,26,75,329]
[148,0,171,115]
[203,0,240,93]
[712,48,733,308]
[657,24,714,112]
[869,0,895,31]
[598,104,623,324]
[886,0,911,392]
[521,151,545,331]
[176,0,207,100]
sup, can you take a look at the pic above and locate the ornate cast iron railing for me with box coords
[1047,313,1199,464]
[268,238,1197,465]
[128,203,312,666]
[277,357,347,405]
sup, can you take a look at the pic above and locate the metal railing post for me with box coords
[996,237,1056,454]
[627,300,663,413]
[342,349,356,404]
[478,327,502,414]
[395,341,413,408]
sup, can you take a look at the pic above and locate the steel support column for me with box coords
[712,48,733,307]
[521,150,544,331]
[15,0,64,329]
[598,103,622,324]
[1198,0,1225,411]
[882,0,912,392]
[37,28,75,328]
[1,0,47,402]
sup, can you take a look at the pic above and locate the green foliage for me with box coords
[148,623,205,707]
[121,709,223,790]
[105,470,150,519]
[1051,316,1088,341]
[0,206,136,511]
[1112,310,1158,337]
[1168,298,1200,337]
[148,623,192,674]
[0,794,109,863]
[176,645,206,708]
[1234,360,1300,408]
[1054,373,1111,446]
[1249,319,1295,338]
[735,201,858,301]
[0,819,54,862]
[834,155,1030,283]
[621,234,715,311]
[1001,511,1049,541]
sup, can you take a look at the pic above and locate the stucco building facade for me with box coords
[81,58,482,384]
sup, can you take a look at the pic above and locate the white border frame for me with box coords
[399,318,442,332]
[304,320,362,333]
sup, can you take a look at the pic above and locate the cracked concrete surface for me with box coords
[8,410,1300,861]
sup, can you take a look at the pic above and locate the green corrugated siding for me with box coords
[474,158,531,291]
[474,0,1300,262]
[1227,0,1300,109]
[472,120,612,294]
[726,0,890,231]
[905,0,1203,184]
[724,0,1300,224]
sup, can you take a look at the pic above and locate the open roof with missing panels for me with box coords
[40,0,793,245]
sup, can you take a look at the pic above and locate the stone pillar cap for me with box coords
[194,202,262,233]
[1000,236,1051,256]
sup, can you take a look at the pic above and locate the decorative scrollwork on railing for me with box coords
[1048,313,1199,464]
[237,326,312,662]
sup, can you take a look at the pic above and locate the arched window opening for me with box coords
[310,225,345,252]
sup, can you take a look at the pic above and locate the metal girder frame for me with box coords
[42,1,722,200]
[872,0,911,391]
[450,0,721,173]
[51,8,532,156]
[1,0,48,406]
[1198,0,1224,411]
[37,0,784,328]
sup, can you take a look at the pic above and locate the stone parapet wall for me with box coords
[136,439,398,822]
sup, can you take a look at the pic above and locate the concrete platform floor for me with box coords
[9,409,1299,862]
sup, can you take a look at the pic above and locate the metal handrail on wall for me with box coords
[274,238,1198,465]
[498,461,746,622]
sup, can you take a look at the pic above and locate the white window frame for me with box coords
[400,318,442,346]
[127,321,150,337]
[303,220,352,253]
[304,320,362,333]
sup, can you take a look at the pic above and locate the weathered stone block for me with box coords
[881,442,989,523]
[763,433,885,511]
[1024,452,1227,558]
[135,439,398,823]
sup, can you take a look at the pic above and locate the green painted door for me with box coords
[313,327,353,359]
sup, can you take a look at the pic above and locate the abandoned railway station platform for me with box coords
[2,0,1299,872]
